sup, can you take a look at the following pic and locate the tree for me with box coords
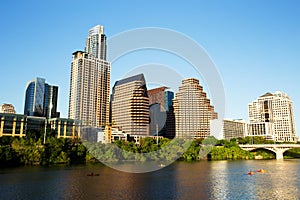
[202,136,218,146]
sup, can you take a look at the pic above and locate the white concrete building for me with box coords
[248,91,296,142]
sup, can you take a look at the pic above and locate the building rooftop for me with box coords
[114,74,146,87]
[147,86,169,95]
[260,92,274,98]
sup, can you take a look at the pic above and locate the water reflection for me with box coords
[255,160,300,199]
[0,160,299,199]
[172,162,211,200]
[208,160,300,200]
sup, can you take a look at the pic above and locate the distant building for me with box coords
[248,91,296,142]
[0,103,16,114]
[24,77,59,118]
[48,118,81,139]
[127,134,163,145]
[97,125,127,143]
[173,78,218,139]
[148,86,175,139]
[68,25,110,128]
[81,127,102,143]
[223,119,247,141]
[111,74,149,136]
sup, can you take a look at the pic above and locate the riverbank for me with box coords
[1,136,300,167]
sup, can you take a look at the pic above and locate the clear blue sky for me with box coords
[0,0,299,136]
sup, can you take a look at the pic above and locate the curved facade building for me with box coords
[24,77,58,118]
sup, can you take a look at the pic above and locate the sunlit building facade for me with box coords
[48,118,81,139]
[247,122,274,140]
[0,113,79,139]
[223,119,247,141]
[173,78,218,139]
[248,91,296,142]
[111,74,149,136]
[0,113,26,137]
[68,25,110,128]
[0,103,16,114]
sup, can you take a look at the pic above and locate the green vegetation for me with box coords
[284,148,300,159]
[0,132,299,167]
[0,128,86,166]
[84,138,193,162]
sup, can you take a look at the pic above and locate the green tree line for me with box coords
[1,133,300,166]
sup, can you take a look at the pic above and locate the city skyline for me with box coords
[0,1,299,136]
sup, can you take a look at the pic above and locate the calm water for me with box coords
[0,160,299,200]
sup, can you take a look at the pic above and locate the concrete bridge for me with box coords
[239,144,300,160]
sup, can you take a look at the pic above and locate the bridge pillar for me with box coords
[275,150,284,160]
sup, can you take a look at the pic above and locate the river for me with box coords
[0,160,299,199]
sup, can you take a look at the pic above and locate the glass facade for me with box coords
[24,81,35,116]
[44,85,59,118]
[164,91,174,112]
[24,77,58,118]
[148,87,175,138]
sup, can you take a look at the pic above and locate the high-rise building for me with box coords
[68,25,110,128]
[248,91,296,142]
[111,74,149,136]
[0,103,16,114]
[148,86,175,138]
[223,119,247,141]
[44,85,59,119]
[173,78,218,139]
[85,25,106,60]
[24,77,59,118]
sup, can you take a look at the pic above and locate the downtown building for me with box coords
[248,91,297,142]
[0,112,80,139]
[223,119,247,141]
[148,86,175,139]
[173,78,218,139]
[111,74,149,136]
[68,25,110,128]
[24,77,59,118]
[0,103,16,114]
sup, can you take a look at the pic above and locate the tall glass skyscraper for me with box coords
[69,25,110,128]
[24,77,59,118]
